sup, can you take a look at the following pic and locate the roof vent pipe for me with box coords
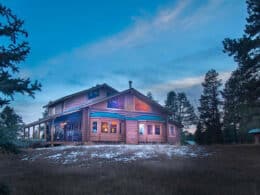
[129,80,133,89]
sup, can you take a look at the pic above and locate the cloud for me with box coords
[142,71,231,105]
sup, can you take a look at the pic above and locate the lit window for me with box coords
[135,98,150,112]
[169,125,175,136]
[88,89,99,99]
[155,125,160,135]
[110,121,117,133]
[101,122,109,133]
[147,125,153,135]
[92,121,97,133]
[139,124,145,135]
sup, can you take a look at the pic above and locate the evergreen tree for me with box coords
[198,69,223,144]
[165,91,197,128]
[222,0,260,137]
[0,106,23,152]
[222,69,243,143]
[0,4,41,107]
[194,121,203,144]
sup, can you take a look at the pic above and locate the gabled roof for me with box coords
[43,83,118,108]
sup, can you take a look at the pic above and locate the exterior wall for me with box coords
[138,121,166,143]
[48,87,115,116]
[126,120,138,144]
[167,123,180,144]
[64,94,86,112]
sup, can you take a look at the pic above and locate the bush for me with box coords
[0,183,10,195]
[0,143,19,154]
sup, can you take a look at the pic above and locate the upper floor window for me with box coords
[139,124,145,135]
[88,89,99,99]
[147,125,153,135]
[107,97,124,109]
[92,121,97,133]
[155,125,160,135]
[135,98,150,112]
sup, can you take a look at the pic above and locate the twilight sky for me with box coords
[4,0,246,123]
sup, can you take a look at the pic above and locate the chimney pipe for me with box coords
[129,80,132,89]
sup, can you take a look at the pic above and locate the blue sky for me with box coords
[3,0,246,123]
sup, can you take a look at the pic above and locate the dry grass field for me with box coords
[0,144,259,195]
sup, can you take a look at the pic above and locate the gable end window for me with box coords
[88,89,99,99]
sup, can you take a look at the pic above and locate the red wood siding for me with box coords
[167,123,180,144]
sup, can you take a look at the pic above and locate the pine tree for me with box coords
[165,91,197,128]
[0,4,41,107]
[198,69,223,144]
[194,121,203,145]
[0,106,23,152]
[222,0,260,136]
[222,69,243,143]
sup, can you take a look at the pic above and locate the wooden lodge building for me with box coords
[24,82,180,145]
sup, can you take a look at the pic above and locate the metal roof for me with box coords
[248,128,260,134]
[43,83,118,108]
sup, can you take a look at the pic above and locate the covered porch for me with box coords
[23,110,84,144]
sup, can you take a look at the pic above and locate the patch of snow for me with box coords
[46,153,62,160]
[23,144,212,165]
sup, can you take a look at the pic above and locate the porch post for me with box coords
[51,120,54,144]
[33,126,35,139]
[23,127,26,139]
[81,108,88,143]
[44,123,47,140]
[38,124,41,139]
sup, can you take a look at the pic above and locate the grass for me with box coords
[0,145,259,195]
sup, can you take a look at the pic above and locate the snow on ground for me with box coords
[21,145,212,165]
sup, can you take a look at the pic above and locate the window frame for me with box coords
[88,89,100,99]
[92,121,98,133]
[110,122,117,133]
[147,124,153,135]
[139,123,145,135]
[101,122,109,133]
[155,125,161,135]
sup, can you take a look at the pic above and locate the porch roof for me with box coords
[248,128,260,134]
